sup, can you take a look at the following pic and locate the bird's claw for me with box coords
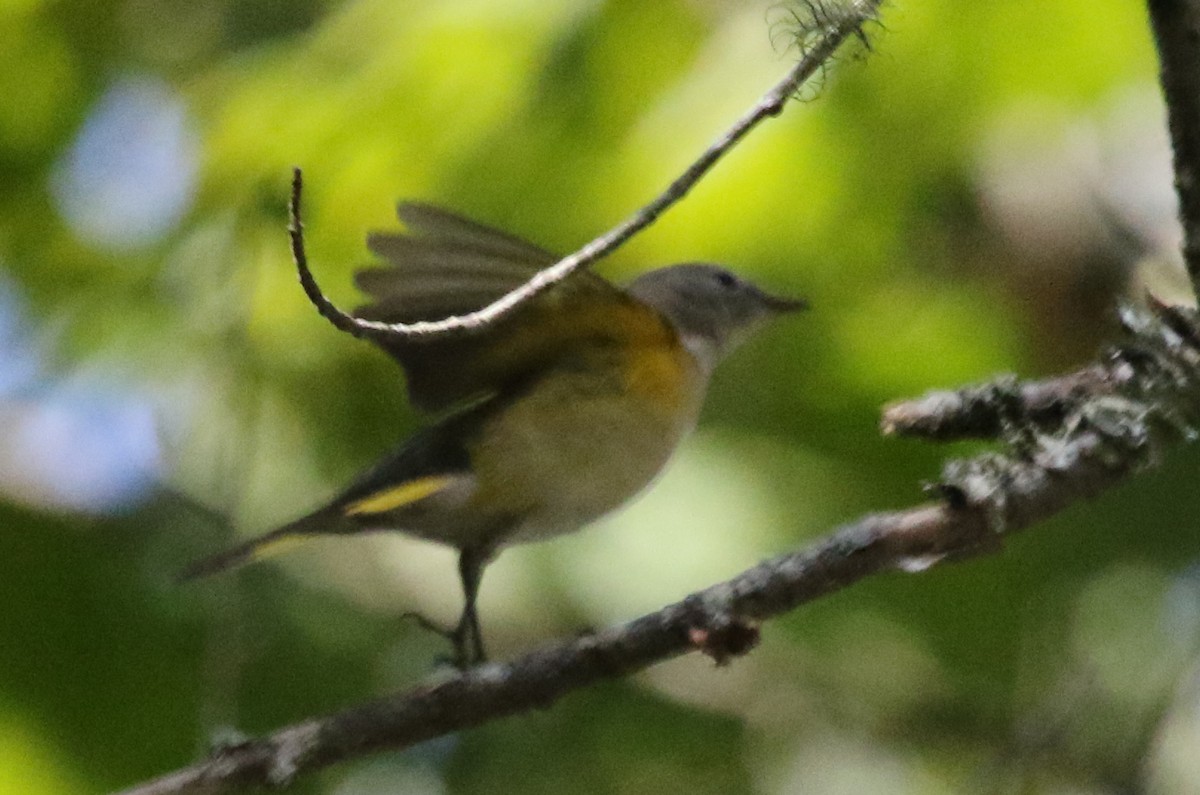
[399,610,485,670]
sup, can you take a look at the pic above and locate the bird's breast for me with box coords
[469,338,705,545]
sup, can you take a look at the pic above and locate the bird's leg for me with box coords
[452,545,492,668]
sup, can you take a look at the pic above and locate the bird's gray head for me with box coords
[626,263,807,373]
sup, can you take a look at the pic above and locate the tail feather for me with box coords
[177,512,334,583]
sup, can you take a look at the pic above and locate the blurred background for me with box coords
[2,0,1198,793]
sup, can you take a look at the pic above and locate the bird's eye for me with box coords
[715,271,737,289]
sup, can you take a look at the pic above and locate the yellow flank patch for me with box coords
[620,321,698,415]
[343,475,452,516]
[586,299,692,412]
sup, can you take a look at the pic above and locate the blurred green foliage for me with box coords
[3,1,1199,793]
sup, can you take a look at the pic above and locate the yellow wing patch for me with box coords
[343,475,454,516]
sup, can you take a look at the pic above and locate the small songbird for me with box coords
[182,203,806,666]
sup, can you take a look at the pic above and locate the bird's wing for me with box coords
[355,203,648,413]
[355,202,567,322]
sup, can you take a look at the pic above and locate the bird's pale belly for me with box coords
[470,362,703,546]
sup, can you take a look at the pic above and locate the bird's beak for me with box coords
[761,292,809,314]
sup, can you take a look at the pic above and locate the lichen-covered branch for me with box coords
[883,301,1200,449]
[880,366,1119,441]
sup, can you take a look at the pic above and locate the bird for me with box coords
[181,202,806,667]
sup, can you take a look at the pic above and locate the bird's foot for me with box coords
[400,611,485,670]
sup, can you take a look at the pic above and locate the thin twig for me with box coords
[289,0,880,344]
[1147,0,1200,300]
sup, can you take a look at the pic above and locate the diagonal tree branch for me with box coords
[118,412,1153,795]
[289,0,881,343]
